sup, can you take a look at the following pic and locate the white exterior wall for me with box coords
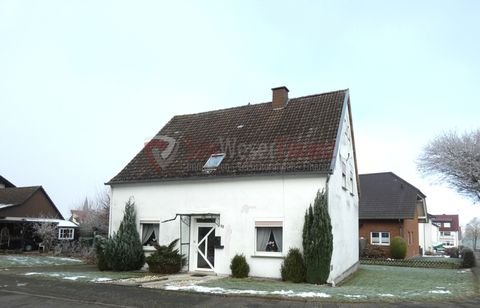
[419,221,438,254]
[438,231,459,247]
[110,175,328,279]
[326,98,359,285]
[109,93,359,284]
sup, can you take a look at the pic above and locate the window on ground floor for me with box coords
[255,220,283,254]
[141,222,160,246]
[58,228,74,240]
[371,231,390,245]
[408,231,413,245]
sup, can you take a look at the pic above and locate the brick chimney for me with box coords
[271,86,289,109]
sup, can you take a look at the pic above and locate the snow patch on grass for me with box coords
[429,290,451,294]
[379,293,395,297]
[343,294,367,299]
[63,276,87,281]
[165,284,331,298]
[295,292,331,298]
[91,278,112,282]
[24,272,41,276]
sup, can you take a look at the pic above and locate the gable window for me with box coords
[141,222,160,246]
[203,153,225,171]
[444,222,451,228]
[255,221,282,254]
[371,232,390,245]
[58,228,74,240]
[341,159,347,189]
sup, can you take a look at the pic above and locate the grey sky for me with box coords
[1,1,479,224]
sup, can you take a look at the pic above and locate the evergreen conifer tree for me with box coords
[302,190,333,284]
[108,199,145,271]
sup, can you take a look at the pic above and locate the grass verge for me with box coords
[195,265,475,302]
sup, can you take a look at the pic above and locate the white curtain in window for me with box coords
[256,228,270,251]
[141,224,159,245]
[257,227,282,252]
[271,228,282,252]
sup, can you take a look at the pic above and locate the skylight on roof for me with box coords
[203,153,225,170]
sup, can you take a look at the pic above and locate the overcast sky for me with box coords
[0,1,479,225]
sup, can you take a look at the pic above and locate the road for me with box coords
[0,269,479,307]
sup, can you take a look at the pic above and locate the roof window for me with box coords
[203,153,225,171]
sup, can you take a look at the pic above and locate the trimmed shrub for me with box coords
[302,190,333,284]
[462,248,476,268]
[230,254,249,278]
[281,248,306,283]
[146,239,186,274]
[363,244,389,259]
[390,236,407,259]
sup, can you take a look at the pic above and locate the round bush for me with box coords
[462,248,476,268]
[230,254,250,278]
[390,236,407,259]
[281,248,306,283]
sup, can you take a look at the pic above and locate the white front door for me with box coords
[193,223,216,271]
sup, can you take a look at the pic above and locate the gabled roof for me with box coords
[431,214,460,232]
[359,172,426,219]
[0,175,15,188]
[0,186,40,207]
[108,89,349,184]
[0,186,64,219]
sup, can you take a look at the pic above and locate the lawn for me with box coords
[0,255,157,284]
[190,265,476,302]
[21,270,149,283]
[0,255,84,267]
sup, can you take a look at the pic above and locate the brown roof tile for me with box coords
[108,89,347,184]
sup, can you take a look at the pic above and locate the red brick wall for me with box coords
[403,217,420,258]
[360,218,420,258]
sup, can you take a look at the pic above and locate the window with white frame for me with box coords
[444,222,451,228]
[371,232,390,245]
[255,221,283,253]
[440,231,451,236]
[141,222,160,246]
[58,228,74,240]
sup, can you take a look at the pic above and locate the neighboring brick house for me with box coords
[359,172,428,258]
[431,214,461,247]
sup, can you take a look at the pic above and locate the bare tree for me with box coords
[417,129,480,202]
[464,217,480,251]
[71,188,110,237]
[33,220,57,252]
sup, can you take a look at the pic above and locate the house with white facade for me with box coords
[418,214,440,255]
[107,87,359,285]
[431,214,461,248]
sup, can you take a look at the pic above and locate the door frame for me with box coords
[191,221,216,272]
